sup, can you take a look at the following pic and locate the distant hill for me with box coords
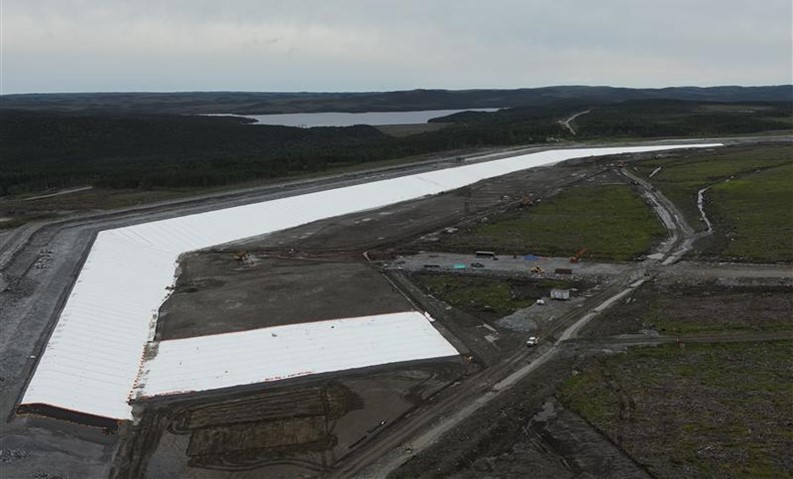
[2,85,791,114]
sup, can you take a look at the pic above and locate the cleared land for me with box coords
[634,144,793,261]
[581,284,793,338]
[410,273,584,321]
[434,182,666,261]
[115,360,466,478]
[559,341,793,479]
[708,162,793,261]
[388,142,793,479]
[3,139,792,479]
[158,256,413,340]
[390,350,653,479]
[646,287,793,336]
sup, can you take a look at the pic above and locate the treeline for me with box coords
[2,85,791,114]
[1,100,790,196]
[574,100,792,138]
[0,110,567,195]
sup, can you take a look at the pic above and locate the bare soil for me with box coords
[390,346,651,479]
[7,142,788,479]
[113,360,466,478]
[580,283,793,338]
[158,255,412,340]
[222,161,623,257]
[113,155,611,478]
[559,341,793,479]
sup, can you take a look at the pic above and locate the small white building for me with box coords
[550,289,570,301]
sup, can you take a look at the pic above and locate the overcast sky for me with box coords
[2,0,791,94]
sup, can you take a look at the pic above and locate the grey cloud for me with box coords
[2,0,791,93]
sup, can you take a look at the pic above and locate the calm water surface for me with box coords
[208,109,499,127]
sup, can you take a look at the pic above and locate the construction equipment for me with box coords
[520,194,535,207]
[570,248,588,263]
[531,266,545,274]
[233,251,249,262]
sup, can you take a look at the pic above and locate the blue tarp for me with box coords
[453,263,467,269]
[522,254,540,261]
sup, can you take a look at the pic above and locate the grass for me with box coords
[708,163,793,261]
[559,341,793,479]
[411,273,578,319]
[640,288,793,336]
[635,146,788,229]
[439,184,666,261]
[635,144,793,261]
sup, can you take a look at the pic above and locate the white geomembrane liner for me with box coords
[20,144,721,420]
[134,312,458,398]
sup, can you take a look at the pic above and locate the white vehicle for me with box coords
[526,336,540,347]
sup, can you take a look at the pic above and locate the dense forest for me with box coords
[436,100,793,138]
[2,85,791,114]
[1,100,791,196]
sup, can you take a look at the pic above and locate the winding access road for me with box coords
[559,109,592,135]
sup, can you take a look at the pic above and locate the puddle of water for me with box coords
[532,399,557,423]
[697,187,713,232]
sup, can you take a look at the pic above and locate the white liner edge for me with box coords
[20,144,722,420]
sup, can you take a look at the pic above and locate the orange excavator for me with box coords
[570,248,588,263]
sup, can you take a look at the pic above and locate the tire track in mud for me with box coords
[339,154,705,476]
[334,266,654,478]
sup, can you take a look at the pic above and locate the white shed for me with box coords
[550,289,571,300]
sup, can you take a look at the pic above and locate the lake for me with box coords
[206,109,499,127]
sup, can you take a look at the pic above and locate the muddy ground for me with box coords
[114,359,467,478]
[392,252,631,281]
[114,158,628,478]
[579,282,793,339]
[387,277,792,479]
[7,142,785,479]
[558,340,793,479]
[158,256,413,340]
[390,343,652,479]
[216,158,639,257]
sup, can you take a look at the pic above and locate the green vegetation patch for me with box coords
[440,184,665,261]
[709,163,793,261]
[559,341,793,479]
[635,144,793,261]
[641,287,793,336]
[635,145,791,231]
[580,285,793,338]
[576,100,793,139]
[411,273,579,319]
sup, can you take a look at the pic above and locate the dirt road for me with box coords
[0,136,787,478]
[333,141,790,477]
[0,144,568,479]
[559,109,591,135]
[620,168,701,265]
[332,265,651,478]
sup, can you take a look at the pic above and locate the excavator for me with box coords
[570,248,588,263]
